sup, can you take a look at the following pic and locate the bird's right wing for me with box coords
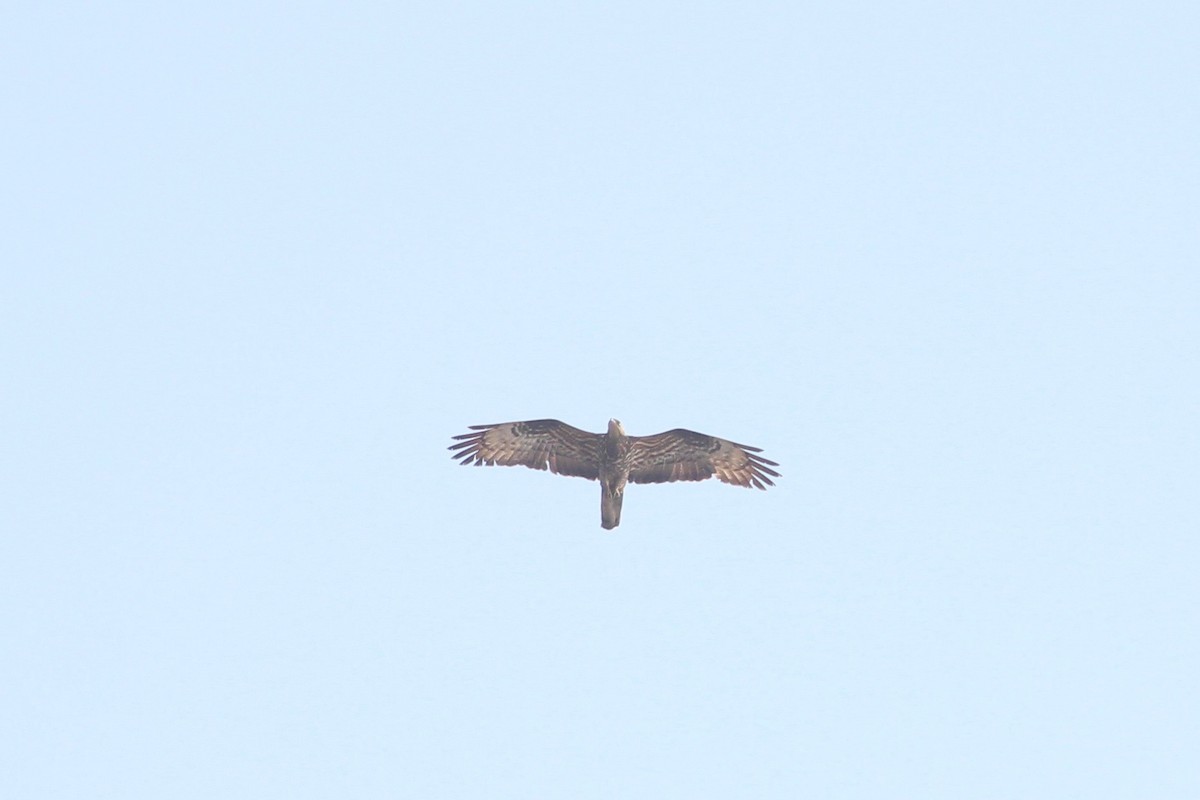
[449,419,603,480]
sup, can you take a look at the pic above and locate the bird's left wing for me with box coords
[449,419,603,480]
[626,429,780,489]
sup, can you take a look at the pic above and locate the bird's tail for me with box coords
[601,489,623,530]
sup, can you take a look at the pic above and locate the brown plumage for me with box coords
[449,418,779,529]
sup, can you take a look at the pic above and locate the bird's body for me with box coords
[449,418,779,529]
[599,419,632,528]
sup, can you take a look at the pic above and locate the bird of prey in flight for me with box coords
[449,418,779,529]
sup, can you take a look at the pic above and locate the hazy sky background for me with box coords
[4,2,1197,797]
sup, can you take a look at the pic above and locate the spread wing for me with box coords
[626,429,779,489]
[449,419,602,480]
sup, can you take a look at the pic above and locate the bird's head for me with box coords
[608,418,625,436]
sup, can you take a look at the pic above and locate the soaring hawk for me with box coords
[449,419,779,529]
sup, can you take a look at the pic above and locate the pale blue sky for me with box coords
[3,2,1197,797]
